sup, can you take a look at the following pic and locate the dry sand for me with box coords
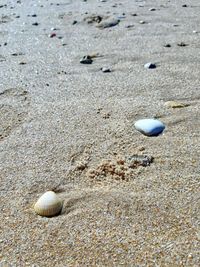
[0,0,200,266]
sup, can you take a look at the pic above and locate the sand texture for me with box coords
[0,0,200,266]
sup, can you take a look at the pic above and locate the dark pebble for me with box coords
[80,55,93,64]
[101,67,111,73]
[164,44,171,47]
[125,24,134,28]
[144,62,156,69]
[177,42,188,47]
[32,22,39,26]
[49,32,56,38]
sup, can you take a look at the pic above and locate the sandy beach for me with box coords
[0,0,200,266]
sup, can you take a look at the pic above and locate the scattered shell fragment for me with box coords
[34,191,63,217]
[165,101,189,108]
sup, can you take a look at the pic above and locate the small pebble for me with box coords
[144,62,156,69]
[101,67,111,73]
[32,22,39,26]
[139,20,146,24]
[96,18,120,29]
[131,13,137,16]
[149,8,156,11]
[134,119,165,136]
[72,20,77,25]
[49,32,56,38]
[177,42,187,47]
[182,4,188,7]
[125,24,134,28]
[164,43,171,47]
[80,55,93,64]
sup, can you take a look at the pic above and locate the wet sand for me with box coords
[0,0,200,266]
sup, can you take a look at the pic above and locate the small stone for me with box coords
[164,101,189,108]
[101,67,111,73]
[51,27,58,31]
[131,13,137,16]
[126,155,153,167]
[149,8,156,11]
[139,20,146,24]
[193,30,197,33]
[125,24,134,28]
[72,20,77,25]
[177,42,188,47]
[32,22,39,26]
[102,112,111,119]
[96,18,120,29]
[144,62,156,69]
[49,32,56,38]
[164,43,171,47]
[84,15,103,24]
[134,119,165,136]
[80,55,93,64]
[11,52,24,56]
[182,4,188,7]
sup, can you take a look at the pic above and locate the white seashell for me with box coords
[34,191,63,217]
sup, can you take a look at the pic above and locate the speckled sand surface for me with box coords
[0,0,200,266]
